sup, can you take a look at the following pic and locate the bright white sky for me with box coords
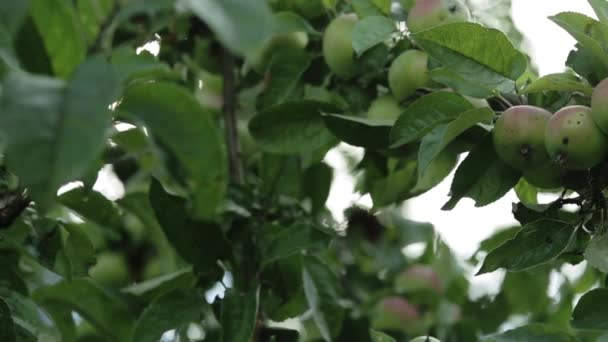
[325,0,597,258]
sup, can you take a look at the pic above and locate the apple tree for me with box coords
[1,0,608,341]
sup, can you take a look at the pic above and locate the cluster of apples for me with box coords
[323,0,470,119]
[493,80,608,189]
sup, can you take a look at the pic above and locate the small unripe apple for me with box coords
[372,296,420,332]
[249,32,308,73]
[367,94,402,121]
[591,77,608,135]
[389,50,432,101]
[395,265,443,293]
[522,163,566,189]
[89,252,130,288]
[545,105,608,170]
[407,0,470,32]
[493,105,552,170]
[410,336,441,342]
[294,0,325,19]
[323,14,359,79]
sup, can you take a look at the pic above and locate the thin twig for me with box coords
[221,48,244,184]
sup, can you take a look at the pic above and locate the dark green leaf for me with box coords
[572,288,608,330]
[411,145,459,195]
[256,223,329,266]
[390,92,474,147]
[221,287,260,342]
[258,50,311,110]
[477,219,575,275]
[30,0,86,78]
[149,179,229,272]
[584,233,608,273]
[33,278,135,341]
[62,224,96,277]
[430,67,495,98]
[0,298,15,342]
[273,12,318,35]
[443,134,521,210]
[370,162,417,207]
[550,12,608,70]
[180,0,275,58]
[119,82,227,219]
[417,107,493,177]
[523,72,593,95]
[0,1,29,39]
[249,100,339,154]
[59,187,123,232]
[352,16,395,56]
[133,290,206,342]
[122,268,197,302]
[302,256,344,341]
[483,323,578,341]
[323,114,393,149]
[413,22,527,93]
[301,162,333,214]
[111,48,178,85]
[0,57,119,207]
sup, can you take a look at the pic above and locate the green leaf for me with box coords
[514,178,538,206]
[0,298,15,342]
[179,0,274,58]
[589,0,608,24]
[352,16,395,56]
[483,323,578,341]
[122,268,197,302]
[370,162,418,207]
[77,0,113,45]
[430,67,496,98]
[273,12,318,35]
[111,48,178,85]
[256,223,329,266]
[371,330,396,342]
[443,134,521,210]
[523,72,593,95]
[133,290,206,342]
[33,278,135,341]
[0,57,119,207]
[221,287,260,342]
[550,12,608,70]
[302,256,345,341]
[572,288,608,330]
[258,50,311,110]
[62,224,96,277]
[417,107,494,177]
[249,100,339,154]
[411,145,459,195]
[301,162,333,214]
[119,82,227,219]
[352,0,385,18]
[323,114,393,149]
[390,92,474,147]
[0,288,45,339]
[59,187,123,232]
[149,179,229,273]
[584,233,608,273]
[413,22,527,93]
[477,219,575,275]
[0,1,30,39]
[30,0,86,78]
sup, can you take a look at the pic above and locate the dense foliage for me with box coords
[3,0,608,341]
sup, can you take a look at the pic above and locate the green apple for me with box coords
[323,14,359,79]
[367,94,402,121]
[389,50,432,101]
[249,31,308,73]
[545,105,608,170]
[407,0,470,32]
[493,105,552,170]
[591,77,608,135]
[395,265,443,293]
[89,252,130,288]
